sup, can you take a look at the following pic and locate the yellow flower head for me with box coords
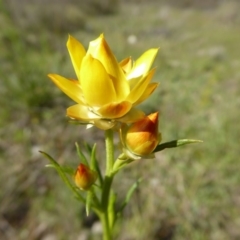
[48,34,159,129]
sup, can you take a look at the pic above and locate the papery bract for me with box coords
[48,34,159,129]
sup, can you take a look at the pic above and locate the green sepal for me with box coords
[40,151,86,203]
[154,139,203,152]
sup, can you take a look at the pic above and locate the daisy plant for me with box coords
[41,34,201,240]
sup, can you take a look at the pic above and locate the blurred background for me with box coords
[1,0,240,239]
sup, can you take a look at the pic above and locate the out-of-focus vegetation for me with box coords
[1,0,240,239]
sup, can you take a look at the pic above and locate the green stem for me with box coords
[101,211,111,240]
[105,129,114,175]
[101,129,115,240]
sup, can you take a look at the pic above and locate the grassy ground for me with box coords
[1,0,240,239]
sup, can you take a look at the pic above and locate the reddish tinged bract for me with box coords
[74,163,97,190]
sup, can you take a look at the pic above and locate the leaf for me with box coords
[85,187,101,216]
[60,165,75,175]
[75,142,89,166]
[117,178,142,215]
[45,164,74,175]
[40,151,86,203]
[90,144,97,169]
[154,139,203,152]
[90,144,103,187]
[86,190,93,216]
[84,142,93,155]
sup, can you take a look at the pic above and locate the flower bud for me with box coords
[123,112,161,158]
[74,164,97,190]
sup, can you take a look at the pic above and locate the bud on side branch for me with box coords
[121,112,161,159]
[74,163,97,190]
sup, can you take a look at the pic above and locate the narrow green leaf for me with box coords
[86,190,93,216]
[90,144,103,187]
[45,164,56,169]
[46,164,74,175]
[40,151,86,203]
[84,142,93,155]
[117,178,142,215]
[90,144,97,169]
[75,142,89,166]
[154,139,203,152]
[60,166,75,175]
[86,188,101,216]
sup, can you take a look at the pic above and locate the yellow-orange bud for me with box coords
[74,164,97,190]
[124,112,160,157]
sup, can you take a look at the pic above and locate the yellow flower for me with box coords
[120,112,161,159]
[48,34,159,129]
[74,163,97,191]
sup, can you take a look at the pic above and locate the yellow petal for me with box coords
[134,82,159,106]
[126,68,156,104]
[127,48,159,79]
[67,35,86,80]
[119,57,132,74]
[48,74,84,104]
[88,34,130,101]
[97,101,132,119]
[80,54,117,106]
[127,76,142,90]
[118,108,145,123]
[67,104,101,120]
